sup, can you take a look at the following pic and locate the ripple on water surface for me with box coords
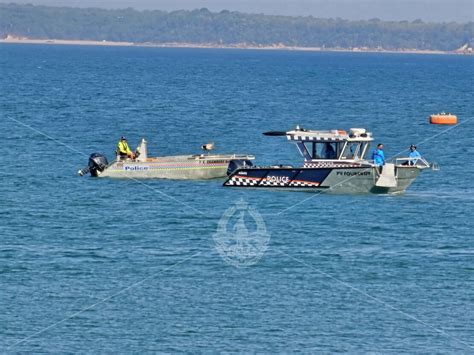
[0,45,473,352]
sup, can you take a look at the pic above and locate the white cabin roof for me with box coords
[286,127,373,142]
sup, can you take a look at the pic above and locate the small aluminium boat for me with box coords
[224,127,437,194]
[78,139,254,179]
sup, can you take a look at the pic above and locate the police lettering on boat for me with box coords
[223,127,437,194]
[78,138,254,179]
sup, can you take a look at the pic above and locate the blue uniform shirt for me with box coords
[372,149,385,166]
[408,150,421,165]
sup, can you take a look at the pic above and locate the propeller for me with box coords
[262,131,287,136]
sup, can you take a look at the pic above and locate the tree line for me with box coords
[1,4,473,50]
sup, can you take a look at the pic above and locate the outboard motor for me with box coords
[78,153,109,177]
[227,159,253,176]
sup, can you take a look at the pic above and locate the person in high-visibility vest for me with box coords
[117,136,135,160]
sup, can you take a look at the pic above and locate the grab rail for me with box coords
[394,157,438,170]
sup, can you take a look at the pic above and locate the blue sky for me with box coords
[2,0,473,22]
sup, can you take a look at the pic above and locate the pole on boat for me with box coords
[262,131,287,136]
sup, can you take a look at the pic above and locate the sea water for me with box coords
[1,44,473,352]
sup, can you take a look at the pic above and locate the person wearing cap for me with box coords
[408,144,421,165]
[371,143,385,168]
[117,136,135,160]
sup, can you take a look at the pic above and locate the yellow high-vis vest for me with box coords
[117,140,132,154]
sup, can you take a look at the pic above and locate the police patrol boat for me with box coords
[223,127,436,194]
[78,139,254,179]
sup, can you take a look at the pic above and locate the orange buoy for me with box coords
[429,113,458,125]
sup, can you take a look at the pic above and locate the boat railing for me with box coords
[394,157,434,169]
[193,154,255,160]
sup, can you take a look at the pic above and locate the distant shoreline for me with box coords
[0,37,470,56]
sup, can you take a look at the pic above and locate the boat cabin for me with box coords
[286,127,373,162]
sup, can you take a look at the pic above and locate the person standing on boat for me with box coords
[117,136,135,160]
[321,142,337,159]
[408,144,421,165]
[372,143,385,169]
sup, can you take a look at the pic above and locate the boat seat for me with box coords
[375,163,397,187]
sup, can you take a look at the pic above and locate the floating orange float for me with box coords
[429,113,458,125]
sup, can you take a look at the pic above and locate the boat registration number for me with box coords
[336,171,370,176]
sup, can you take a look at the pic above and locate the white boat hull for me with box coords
[97,154,253,179]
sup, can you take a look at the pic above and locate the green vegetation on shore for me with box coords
[1,3,473,51]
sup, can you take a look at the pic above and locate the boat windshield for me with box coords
[340,141,370,160]
[303,142,344,160]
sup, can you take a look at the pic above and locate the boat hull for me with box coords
[224,165,421,194]
[97,154,252,179]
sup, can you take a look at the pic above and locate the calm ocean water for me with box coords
[1,44,473,352]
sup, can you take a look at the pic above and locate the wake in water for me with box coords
[406,190,474,201]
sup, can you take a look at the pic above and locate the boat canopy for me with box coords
[285,127,373,161]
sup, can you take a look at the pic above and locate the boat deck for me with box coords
[120,154,255,164]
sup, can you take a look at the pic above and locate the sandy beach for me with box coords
[0,36,469,55]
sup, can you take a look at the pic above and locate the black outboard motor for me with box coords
[227,159,253,176]
[78,153,109,177]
